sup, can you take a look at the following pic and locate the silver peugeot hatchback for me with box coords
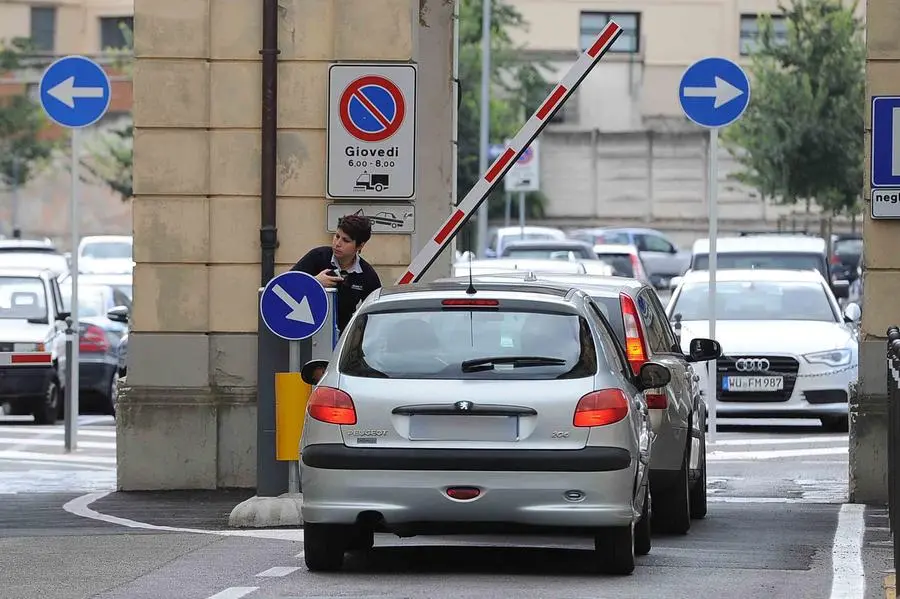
[298,281,675,575]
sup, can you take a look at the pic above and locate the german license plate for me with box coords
[408,415,518,442]
[723,376,784,391]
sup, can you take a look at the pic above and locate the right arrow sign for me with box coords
[678,57,751,129]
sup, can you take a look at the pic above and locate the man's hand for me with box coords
[315,269,343,288]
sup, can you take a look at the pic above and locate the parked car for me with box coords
[830,234,863,285]
[484,226,567,258]
[593,243,653,286]
[77,235,133,275]
[569,228,691,289]
[0,240,69,278]
[298,279,684,574]
[442,270,720,533]
[0,268,69,423]
[500,239,601,261]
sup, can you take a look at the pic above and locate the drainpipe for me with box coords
[259,0,280,284]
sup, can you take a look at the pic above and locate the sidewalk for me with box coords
[863,504,894,599]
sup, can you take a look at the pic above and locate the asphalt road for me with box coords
[0,415,880,599]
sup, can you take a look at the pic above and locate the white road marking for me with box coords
[255,566,300,577]
[829,503,866,599]
[0,450,115,465]
[0,437,115,449]
[0,457,112,470]
[0,427,117,438]
[711,435,847,446]
[63,491,306,541]
[708,447,847,461]
[206,588,258,599]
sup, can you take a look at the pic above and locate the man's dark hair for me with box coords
[337,214,372,245]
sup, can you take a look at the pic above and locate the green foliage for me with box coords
[457,0,552,248]
[0,38,57,190]
[722,0,865,215]
[82,22,134,201]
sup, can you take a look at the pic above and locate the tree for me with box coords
[0,38,56,192]
[456,0,552,249]
[82,23,134,201]
[722,0,865,216]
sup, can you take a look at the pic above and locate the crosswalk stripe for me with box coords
[712,435,847,446]
[0,426,116,438]
[0,450,116,465]
[0,437,115,449]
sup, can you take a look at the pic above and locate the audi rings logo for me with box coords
[735,358,770,372]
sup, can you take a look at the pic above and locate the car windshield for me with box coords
[340,308,599,380]
[595,253,635,277]
[0,277,48,321]
[834,239,863,256]
[692,252,825,277]
[671,280,836,322]
[82,242,132,259]
[502,248,588,260]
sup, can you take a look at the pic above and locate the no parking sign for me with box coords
[327,64,417,200]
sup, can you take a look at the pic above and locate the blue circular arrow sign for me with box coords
[39,55,111,129]
[260,271,330,341]
[678,57,751,129]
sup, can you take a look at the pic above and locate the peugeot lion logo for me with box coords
[735,358,770,372]
[455,401,473,412]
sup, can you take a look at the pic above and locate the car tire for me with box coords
[652,440,691,535]
[635,484,652,556]
[33,376,60,425]
[303,523,349,572]
[107,370,119,416]
[690,432,708,520]
[594,523,635,575]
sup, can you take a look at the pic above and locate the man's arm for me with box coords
[291,248,323,276]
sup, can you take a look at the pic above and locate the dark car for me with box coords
[830,235,863,284]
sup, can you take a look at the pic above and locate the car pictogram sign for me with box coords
[327,64,417,201]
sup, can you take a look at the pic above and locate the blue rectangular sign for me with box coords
[871,96,900,187]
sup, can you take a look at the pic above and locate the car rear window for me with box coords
[834,239,863,256]
[339,308,600,380]
[692,252,826,278]
[502,248,588,260]
[595,253,634,277]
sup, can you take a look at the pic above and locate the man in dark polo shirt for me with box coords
[291,214,382,334]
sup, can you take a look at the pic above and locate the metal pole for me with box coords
[64,317,75,452]
[11,156,19,238]
[504,192,511,227]
[287,339,301,495]
[474,0,492,258]
[518,191,525,236]
[706,127,718,445]
[69,128,81,447]
[257,287,289,496]
[890,332,900,576]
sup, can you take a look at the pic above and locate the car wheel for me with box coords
[594,523,635,575]
[652,440,691,534]
[33,376,60,425]
[303,523,349,572]
[634,484,652,556]
[690,431,708,519]
[107,370,119,416]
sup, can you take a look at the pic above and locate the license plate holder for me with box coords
[408,415,519,442]
[722,375,784,392]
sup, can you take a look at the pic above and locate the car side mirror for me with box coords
[637,362,671,391]
[669,276,683,290]
[832,279,850,299]
[687,337,721,362]
[843,302,862,323]
[106,305,129,323]
[301,359,329,386]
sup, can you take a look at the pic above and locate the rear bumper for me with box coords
[300,461,638,530]
[301,444,632,472]
[0,365,54,404]
[79,359,115,396]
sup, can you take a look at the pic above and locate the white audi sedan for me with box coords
[665,269,860,431]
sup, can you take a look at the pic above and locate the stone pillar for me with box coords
[851,0,900,503]
[119,0,454,490]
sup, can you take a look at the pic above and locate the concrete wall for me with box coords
[852,0,900,504]
[118,0,454,490]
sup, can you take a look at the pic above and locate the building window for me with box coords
[100,17,134,50]
[580,12,640,54]
[30,7,57,53]
[740,14,788,55]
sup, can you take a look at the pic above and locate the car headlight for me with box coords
[803,349,851,367]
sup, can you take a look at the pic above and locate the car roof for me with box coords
[679,268,827,283]
[593,243,638,253]
[378,280,574,299]
[0,267,54,279]
[494,226,565,236]
[692,235,826,254]
[503,239,594,249]
[0,239,59,252]
[441,273,647,295]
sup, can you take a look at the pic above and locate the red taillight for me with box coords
[308,386,357,425]
[830,254,841,264]
[646,392,668,409]
[446,487,481,500]
[80,324,109,353]
[574,389,629,427]
[442,299,499,307]
[630,253,643,278]
[619,293,648,374]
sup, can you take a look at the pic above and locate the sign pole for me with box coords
[474,0,492,258]
[706,127,718,445]
[67,127,81,451]
[518,191,525,236]
[287,339,301,494]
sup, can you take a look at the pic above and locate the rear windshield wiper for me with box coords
[460,355,567,373]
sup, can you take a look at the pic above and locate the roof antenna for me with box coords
[466,251,477,295]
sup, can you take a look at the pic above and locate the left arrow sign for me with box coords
[47,76,105,108]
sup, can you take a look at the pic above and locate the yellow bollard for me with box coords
[275,372,310,461]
